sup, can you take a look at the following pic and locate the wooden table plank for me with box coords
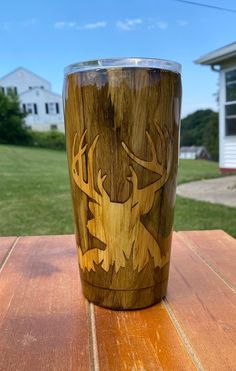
[0,235,91,371]
[94,300,196,368]
[178,230,236,289]
[167,233,236,370]
[1,231,236,370]
[0,236,17,266]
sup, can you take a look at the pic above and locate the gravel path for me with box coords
[177,176,236,208]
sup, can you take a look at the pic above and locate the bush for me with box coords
[30,130,66,150]
[0,90,31,145]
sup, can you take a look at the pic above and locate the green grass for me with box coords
[177,159,221,184]
[174,196,236,237]
[0,145,236,238]
[0,145,73,236]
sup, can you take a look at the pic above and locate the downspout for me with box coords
[211,65,220,72]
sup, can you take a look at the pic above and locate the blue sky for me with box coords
[0,0,235,117]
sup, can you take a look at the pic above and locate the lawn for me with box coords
[177,158,220,184]
[0,145,236,238]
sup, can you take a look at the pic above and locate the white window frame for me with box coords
[221,66,236,138]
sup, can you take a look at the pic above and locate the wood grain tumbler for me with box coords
[63,58,182,309]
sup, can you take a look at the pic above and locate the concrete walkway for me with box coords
[177,175,236,207]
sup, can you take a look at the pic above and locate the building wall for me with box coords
[20,88,64,132]
[0,67,51,94]
[0,67,64,132]
[179,152,196,159]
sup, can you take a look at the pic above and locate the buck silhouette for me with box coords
[72,123,172,273]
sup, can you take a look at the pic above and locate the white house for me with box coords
[195,42,236,172]
[0,67,64,132]
[180,146,210,160]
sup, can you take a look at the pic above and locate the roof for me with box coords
[0,67,50,85]
[19,86,61,98]
[195,42,236,65]
[180,146,208,155]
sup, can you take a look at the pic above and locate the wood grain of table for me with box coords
[0,231,236,371]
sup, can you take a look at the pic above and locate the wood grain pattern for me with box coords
[0,236,17,266]
[1,232,236,370]
[167,232,236,370]
[94,303,195,370]
[64,66,181,309]
[72,124,172,273]
[178,230,236,289]
[0,235,91,371]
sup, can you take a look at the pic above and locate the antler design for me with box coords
[72,123,173,273]
[122,123,172,214]
[72,130,110,205]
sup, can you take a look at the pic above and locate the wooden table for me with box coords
[1,231,236,370]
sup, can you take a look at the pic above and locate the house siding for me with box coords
[223,138,236,168]
[20,88,64,132]
[0,67,64,132]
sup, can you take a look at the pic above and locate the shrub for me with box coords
[30,130,66,150]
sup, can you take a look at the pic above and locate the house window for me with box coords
[6,87,17,95]
[26,103,33,114]
[45,103,60,115]
[49,103,56,114]
[225,104,236,136]
[50,124,58,130]
[225,69,236,136]
[0,86,4,95]
[226,69,236,102]
[23,103,38,115]
[6,87,11,95]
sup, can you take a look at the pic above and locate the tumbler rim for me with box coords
[64,57,181,75]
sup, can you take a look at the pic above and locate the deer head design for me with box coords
[72,123,172,273]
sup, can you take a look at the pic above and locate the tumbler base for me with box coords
[81,279,168,310]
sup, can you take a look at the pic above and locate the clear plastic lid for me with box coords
[64,57,181,76]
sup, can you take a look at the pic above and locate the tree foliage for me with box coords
[181,109,219,161]
[0,90,31,145]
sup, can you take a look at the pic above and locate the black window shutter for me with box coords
[14,87,17,95]
[56,102,59,114]
[23,104,26,113]
[45,103,49,114]
[34,104,38,115]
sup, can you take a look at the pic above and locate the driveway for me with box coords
[177,175,236,207]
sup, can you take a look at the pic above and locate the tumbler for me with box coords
[63,58,181,309]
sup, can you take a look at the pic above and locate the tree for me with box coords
[181,109,219,161]
[0,90,31,145]
[203,113,219,161]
